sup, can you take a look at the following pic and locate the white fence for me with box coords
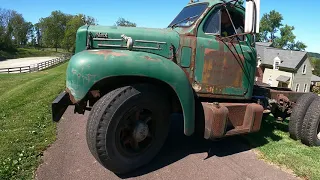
[0,55,71,74]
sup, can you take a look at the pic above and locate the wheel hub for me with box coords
[133,120,149,142]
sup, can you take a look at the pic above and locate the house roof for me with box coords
[276,75,291,82]
[255,42,272,47]
[311,75,320,82]
[256,44,308,70]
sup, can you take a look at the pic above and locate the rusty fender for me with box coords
[65,49,196,136]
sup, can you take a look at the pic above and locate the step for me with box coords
[202,102,263,140]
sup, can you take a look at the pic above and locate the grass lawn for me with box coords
[0,62,68,179]
[246,116,320,180]
[0,48,69,60]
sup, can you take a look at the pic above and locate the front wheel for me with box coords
[86,84,170,174]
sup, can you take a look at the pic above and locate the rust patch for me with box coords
[90,90,101,98]
[143,56,160,62]
[89,50,128,60]
[202,102,229,140]
[65,88,78,104]
[202,48,243,88]
[202,102,264,139]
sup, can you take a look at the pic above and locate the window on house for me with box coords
[303,83,308,92]
[295,84,300,92]
[268,78,272,86]
[302,64,307,75]
[274,61,280,70]
[273,55,281,70]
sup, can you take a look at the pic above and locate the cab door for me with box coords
[194,7,256,99]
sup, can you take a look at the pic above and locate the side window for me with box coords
[295,84,300,92]
[302,64,307,75]
[203,10,220,34]
[221,9,245,41]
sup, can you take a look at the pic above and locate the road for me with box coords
[36,107,298,180]
[0,56,58,69]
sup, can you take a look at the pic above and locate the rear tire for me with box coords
[288,93,317,140]
[86,84,170,174]
[301,97,320,146]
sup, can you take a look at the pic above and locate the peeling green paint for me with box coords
[66,49,195,135]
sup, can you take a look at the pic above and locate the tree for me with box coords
[39,11,71,51]
[62,14,96,52]
[259,10,283,42]
[311,57,320,77]
[0,8,15,50]
[258,10,307,51]
[237,0,244,6]
[115,17,136,27]
[273,24,295,49]
[34,23,42,47]
[291,41,307,51]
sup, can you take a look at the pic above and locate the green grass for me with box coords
[0,62,68,180]
[0,48,69,60]
[246,116,320,180]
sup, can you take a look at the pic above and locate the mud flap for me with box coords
[52,91,72,122]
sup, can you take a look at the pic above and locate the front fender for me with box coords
[66,49,195,135]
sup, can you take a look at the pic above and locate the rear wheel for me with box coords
[86,84,170,174]
[288,93,317,140]
[301,97,320,146]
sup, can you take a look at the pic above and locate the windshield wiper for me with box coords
[170,15,199,28]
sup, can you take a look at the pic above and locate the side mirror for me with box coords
[244,0,260,33]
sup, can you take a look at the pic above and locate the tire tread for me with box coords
[288,93,316,140]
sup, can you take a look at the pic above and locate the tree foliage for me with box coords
[39,11,72,51]
[311,57,320,77]
[237,0,245,6]
[9,12,33,46]
[115,17,136,27]
[259,10,283,41]
[62,14,97,52]
[0,7,97,53]
[0,8,16,50]
[258,10,307,51]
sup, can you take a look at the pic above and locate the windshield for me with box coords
[168,3,208,28]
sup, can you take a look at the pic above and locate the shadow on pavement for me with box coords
[118,113,283,179]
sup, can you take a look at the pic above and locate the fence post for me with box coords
[7,68,9,74]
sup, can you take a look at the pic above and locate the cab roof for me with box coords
[187,0,225,7]
[187,0,242,7]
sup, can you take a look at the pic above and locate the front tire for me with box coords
[301,97,320,146]
[86,84,170,174]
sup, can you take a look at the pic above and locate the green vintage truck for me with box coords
[52,0,320,174]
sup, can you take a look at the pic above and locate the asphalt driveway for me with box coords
[35,107,298,180]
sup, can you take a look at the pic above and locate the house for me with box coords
[311,75,320,86]
[255,42,313,92]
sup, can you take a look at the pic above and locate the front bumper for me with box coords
[52,91,72,122]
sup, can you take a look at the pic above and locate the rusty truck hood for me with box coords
[86,25,180,59]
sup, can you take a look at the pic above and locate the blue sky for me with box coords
[1,0,319,53]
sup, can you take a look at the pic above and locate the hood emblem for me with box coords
[95,32,108,38]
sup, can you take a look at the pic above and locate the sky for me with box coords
[1,0,319,53]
